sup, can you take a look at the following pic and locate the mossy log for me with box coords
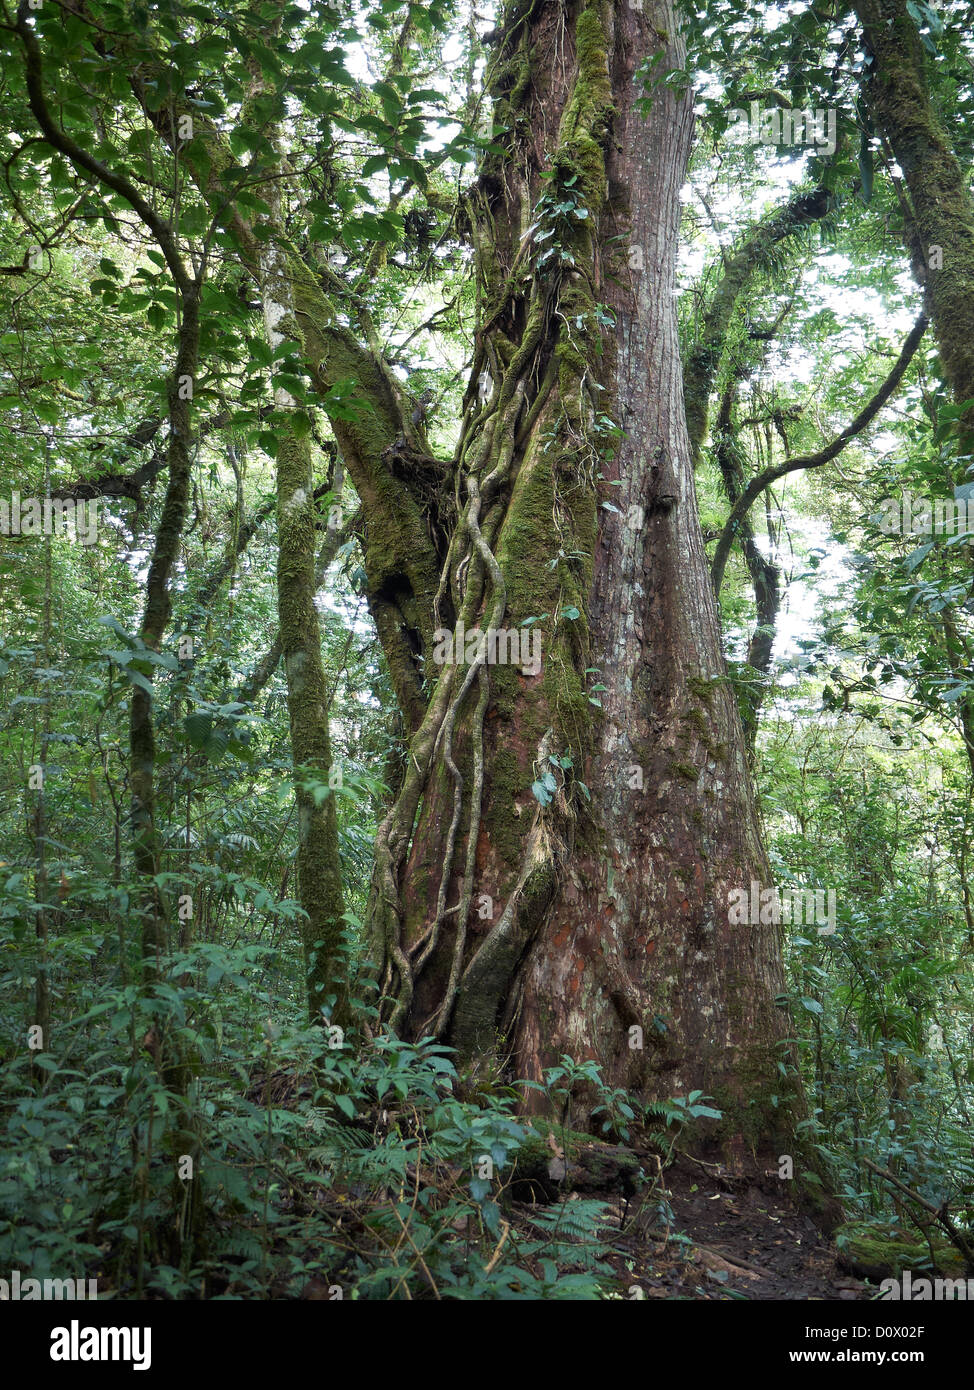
[508,1121,644,1202]
[836,1221,966,1281]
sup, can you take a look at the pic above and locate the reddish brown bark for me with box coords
[517,3,787,1146]
[372,0,806,1175]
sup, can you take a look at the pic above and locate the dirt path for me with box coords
[601,1162,869,1301]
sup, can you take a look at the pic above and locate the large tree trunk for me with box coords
[368,0,803,1172]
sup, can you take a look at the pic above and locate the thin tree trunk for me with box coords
[32,453,53,1053]
[255,133,348,1027]
[130,299,201,973]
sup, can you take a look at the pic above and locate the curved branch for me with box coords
[684,184,831,468]
[712,385,781,750]
[15,2,194,297]
[50,409,243,502]
[711,313,928,595]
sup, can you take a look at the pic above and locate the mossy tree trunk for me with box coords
[854,0,974,428]
[364,0,805,1173]
[253,113,348,1028]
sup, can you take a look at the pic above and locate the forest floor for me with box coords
[590,1160,870,1301]
[252,1069,881,1300]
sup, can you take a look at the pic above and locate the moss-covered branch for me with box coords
[128,80,445,732]
[684,186,830,469]
[711,313,928,594]
[855,0,974,434]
